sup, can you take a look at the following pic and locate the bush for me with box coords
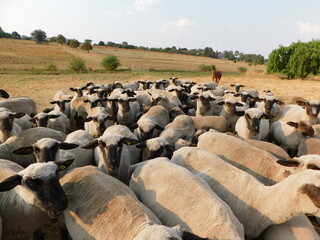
[69,58,86,73]
[238,67,247,74]
[101,55,120,71]
[45,62,57,71]
[198,64,212,72]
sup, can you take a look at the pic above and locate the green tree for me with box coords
[98,41,105,46]
[31,29,47,43]
[68,39,80,49]
[45,62,57,71]
[69,58,86,73]
[49,36,57,43]
[11,31,21,39]
[238,67,247,74]
[101,55,120,71]
[56,34,66,45]
[0,27,12,38]
[81,39,93,52]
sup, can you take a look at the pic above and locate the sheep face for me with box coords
[85,113,110,137]
[0,111,21,134]
[50,99,71,112]
[32,113,60,127]
[118,97,136,112]
[0,161,73,220]
[83,98,101,109]
[138,120,163,141]
[95,88,107,99]
[230,83,245,93]
[263,97,284,114]
[287,121,315,137]
[277,154,320,171]
[136,138,172,161]
[70,87,85,97]
[12,138,78,163]
[244,109,266,136]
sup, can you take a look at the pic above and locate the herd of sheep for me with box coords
[0,76,320,240]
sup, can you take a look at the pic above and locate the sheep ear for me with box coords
[296,100,306,106]
[70,87,75,91]
[230,84,235,87]
[276,100,285,105]
[154,124,164,131]
[14,113,25,118]
[49,114,60,119]
[50,101,57,104]
[83,99,90,103]
[0,89,9,99]
[277,159,300,167]
[0,174,22,192]
[240,84,246,87]
[262,114,274,119]
[60,143,79,150]
[12,146,34,155]
[182,230,209,240]
[236,102,245,107]
[82,140,99,149]
[83,117,93,122]
[287,121,298,128]
[136,141,147,148]
[217,101,225,106]
[65,99,72,102]
[245,113,251,120]
[121,137,140,146]
[300,184,320,208]
[235,111,245,117]
[54,159,74,171]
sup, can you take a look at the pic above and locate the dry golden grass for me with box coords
[0,39,264,73]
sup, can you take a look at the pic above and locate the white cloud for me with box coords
[160,18,197,36]
[228,23,235,28]
[135,0,159,11]
[297,21,320,34]
[102,9,134,17]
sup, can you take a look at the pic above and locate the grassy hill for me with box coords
[0,38,264,73]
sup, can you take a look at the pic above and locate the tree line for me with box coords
[0,26,264,64]
[267,40,320,79]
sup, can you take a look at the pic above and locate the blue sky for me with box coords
[1,0,320,57]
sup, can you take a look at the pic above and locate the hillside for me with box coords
[0,38,265,73]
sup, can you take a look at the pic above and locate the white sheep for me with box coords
[269,120,315,157]
[0,159,73,239]
[117,96,141,126]
[235,108,271,140]
[171,146,320,238]
[190,116,229,132]
[218,98,245,131]
[82,125,140,184]
[129,158,245,240]
[0,96,37,117]
[0,109,24,143]
[84,110,114,138]
[191,92,220,116]
[134,105,169,141]
[60,166,206,240]
[32,110,70,134]
[280,99,320,124]
[257,95,284,117]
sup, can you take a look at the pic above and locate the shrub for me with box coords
[101,55,120,71]
[69,58,86,73]
[45,62,57,71]
[238,67,247,74]
[198,64,212,72]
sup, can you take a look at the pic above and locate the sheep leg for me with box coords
[33,228,45,240]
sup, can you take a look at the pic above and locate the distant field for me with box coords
[0,39,264,73]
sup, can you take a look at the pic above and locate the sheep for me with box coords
[0,159,73,239]
[197,132,320,239]
[0,89,9,99]
[84,110,114,138]
[171,146,320,238]
[0,96,37,117]
[123,81,140,91]
[82,125,140,184]
[230,83,245,93]
[149,92,182,112]
[211,65,222,84]
[245,139,290,161]
[298,138,320,156]
[257,95,284,117]
[190,116,229,132]
[136,115,195,161]
[50,99,72,118]
[134,105,169,141]
[69,87,90,131]
[32,110,70,134]
[191,92,221,116]
[13,113,33,130]
[138,80,153,90]
[60,166,207,240]
[129,158,244,240]
[53,89,73,101]
[280,99,320,124]
[0,109,24,143]
[269,120,315,157]
[117,96,141,126]
[235,108,271,140]
[218,98,245,131]
[13,130,94,175]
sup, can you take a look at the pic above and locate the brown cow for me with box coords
[212,65,222,84]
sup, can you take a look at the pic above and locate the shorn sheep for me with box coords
[0,159,73,239]
[60,165,207,240]
[172,147,320,238]
[211,65,222,84]
[129,158,245,240]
